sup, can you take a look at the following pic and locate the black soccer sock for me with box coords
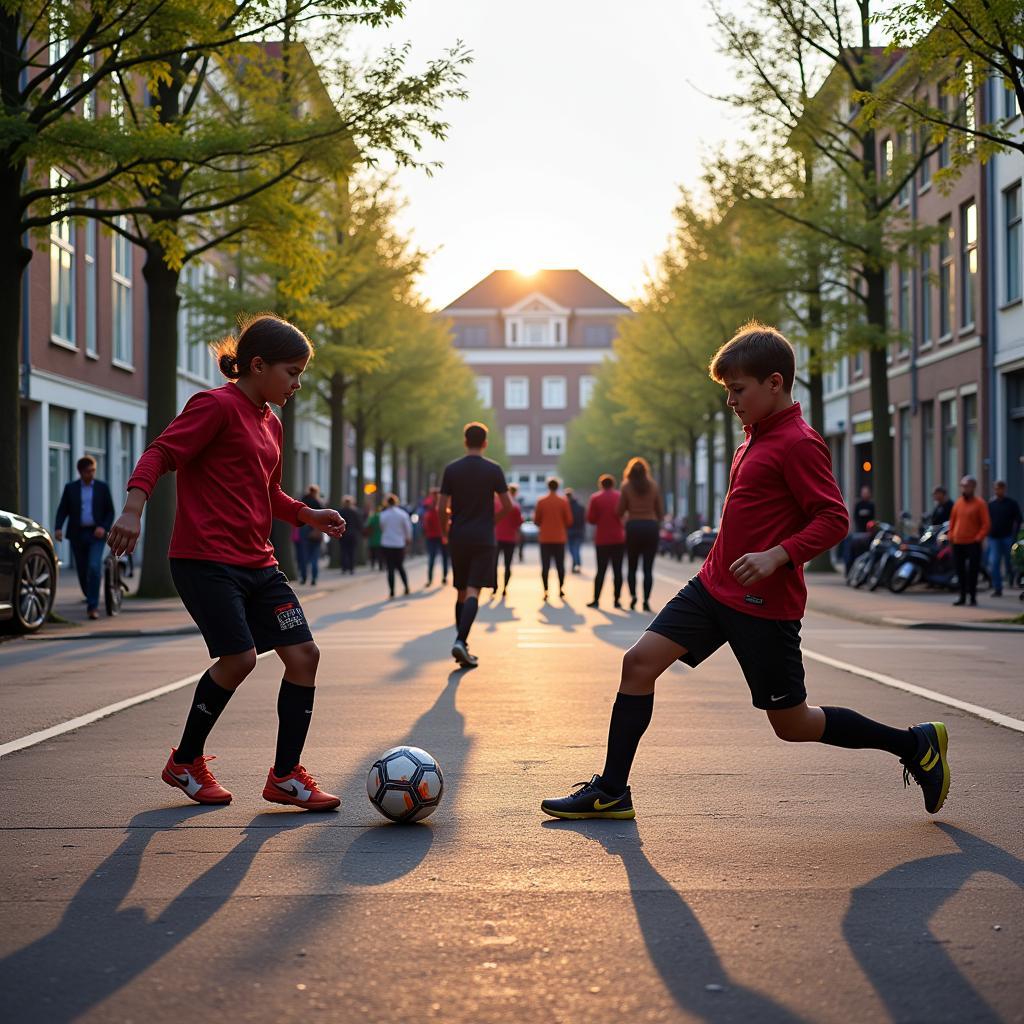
[819,706,916,759]
[457,595,479,643]
[599,691,655,796]
[455,600,464,630]
[175,670,234,764]
[274,679,315,777]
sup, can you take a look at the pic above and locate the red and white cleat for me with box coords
[161,750,232,805]
[263,765,340,811]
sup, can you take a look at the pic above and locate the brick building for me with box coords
[441,270,631,504]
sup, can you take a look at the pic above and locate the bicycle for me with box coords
[103,550,130,616]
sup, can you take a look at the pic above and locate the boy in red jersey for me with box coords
[108,315,345,811]
[542,323,950,820]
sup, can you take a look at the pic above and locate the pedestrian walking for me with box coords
[106,314,344,811]
[422,487,449,587]
[948,475,991,607]
[617,457,664,612]
[565,487,586,573]
[297,483,324,585]
[987,480,1022,597]
[379,493,412,598]
[534,478,573,601]
[54,455,115,620]
[366,504,383,571]
[586,473,626,609]
[494,482,524,597]
[337,495,362,575]
[929,486,954,526]
[541,322,951,822]
[438,422,513,668]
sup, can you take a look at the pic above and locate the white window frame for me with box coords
[84,213,97,357]
[504,376,529,410]
[541,375,567,409]
[1005,182,1021,305]
[112,216,134,368]
[541,425,566,457]
[49,167,76,349]
[475,375,492,408]
[579,375,596,408]
[505,315,568,348]
[505,425,529,456]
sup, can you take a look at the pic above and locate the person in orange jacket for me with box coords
[948,474,991,607]
[534,477,573,601]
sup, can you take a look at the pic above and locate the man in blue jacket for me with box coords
[55,456,115,619]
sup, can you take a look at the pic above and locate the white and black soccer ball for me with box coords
[366,745,444,823]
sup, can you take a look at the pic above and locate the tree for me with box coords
[865,0,1024,172]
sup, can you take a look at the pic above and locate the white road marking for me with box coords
[0,652,276,760]
[518,642,593,649]
[834,642,984,651]
[802,648,1024,734]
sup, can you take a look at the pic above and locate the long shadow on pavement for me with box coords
[843,823,1024,1024]
[542,819,808,1023]
[0,806,323,1022]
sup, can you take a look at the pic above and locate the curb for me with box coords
[811,602,1024,634]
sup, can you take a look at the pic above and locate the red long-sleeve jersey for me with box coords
[127,384,306,568]
[699,402,848,620]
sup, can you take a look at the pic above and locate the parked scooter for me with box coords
[848,522,899,589]
[889,521,992,594]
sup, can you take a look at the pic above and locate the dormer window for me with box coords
[503,292,570,348]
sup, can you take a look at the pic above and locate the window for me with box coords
[49,168,75,346]
[118,423,135,498]
[898,257,911,353]
[920,246,932,347]
[542,425,566,457]
[900,406,912,516]
[960,201,977,328]
[921,401,935,503]
[524,321,548,346]
[506,317,566,348]
[884,263,893,332]
[475,376,492,408]
[456,325,489,347]
[938,82,951,169]
[505,425,529,456]
[854,350,863,376]
[542,376,567,409]
[84,215,97,356]
[579,375,596,408]
[84,415,108,479]
[881,136,892,180]
[48,3,70,99]
[939,215,954,338]
[897,132,911,205]
[963,393,978,477]
[504,377,529,410]
[963,63,976,153]
[1006,183,1022,304]
[48,405,73,497]
[112,216,133,365]
[179,261,213,379]
[584,324,614,346]
[941,397,959,490]
[916,110,931,190]
[1005,66,1021,120]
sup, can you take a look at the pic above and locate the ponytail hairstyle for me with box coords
[623,456,652,495]
[212,313,312,380]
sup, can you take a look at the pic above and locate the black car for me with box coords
[0,508,58,633]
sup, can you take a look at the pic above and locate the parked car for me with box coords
[519,519,540,545]
[0,509,58,633]
[685,526,718,561]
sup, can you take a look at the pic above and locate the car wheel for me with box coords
[14,545,55,632]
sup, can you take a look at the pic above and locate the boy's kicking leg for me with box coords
[262,640,341,811]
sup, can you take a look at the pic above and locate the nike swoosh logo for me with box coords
[770,694,788,702]
[171,770,201,796]
[593,796,622,810]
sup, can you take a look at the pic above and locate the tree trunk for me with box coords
[704,423,716,527]
[687,432,699,532]
[354,409,366,506]
[137,245,184,598]
[270,396,298,579]
[328,370,346,568]
[405,444,415,503]
[390,440,400,498]
[0,218,30,512]
[374,436,384,497]
[865,265,895,524]
[805,368,836,572]
[669,446,678,517]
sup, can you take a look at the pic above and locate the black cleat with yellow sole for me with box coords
[901,722,950,814]
[541,774,635,820]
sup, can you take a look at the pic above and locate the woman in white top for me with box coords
[379,493,413,598]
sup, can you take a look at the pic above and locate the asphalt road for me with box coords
[1,553,1021,1023]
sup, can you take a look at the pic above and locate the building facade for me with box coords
[441,270,631,505]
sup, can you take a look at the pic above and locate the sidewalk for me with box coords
[37,559,409,641]
[806,570,1024,632]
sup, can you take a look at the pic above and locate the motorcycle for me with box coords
[889,521,991,594]
[847,522,899,589]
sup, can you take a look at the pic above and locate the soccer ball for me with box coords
[366,745,444,823]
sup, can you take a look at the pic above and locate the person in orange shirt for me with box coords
[534,477,573,601]
[948,474,991,607]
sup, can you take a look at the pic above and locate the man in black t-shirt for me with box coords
[929,486,954,526]
[439,422,513,668]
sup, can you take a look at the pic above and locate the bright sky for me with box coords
[346,0,747,310]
